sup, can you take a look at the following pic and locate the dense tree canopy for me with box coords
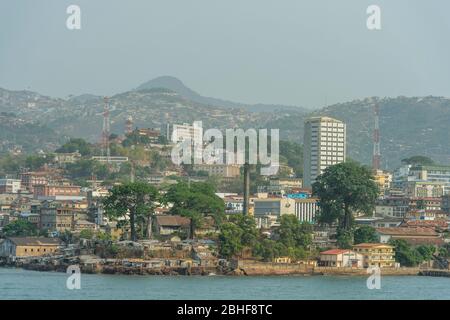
[56,138,93,156]
[103,182,159,241]
[353,226,379,244]
[2,220,38,237]
[164,182,225,236]
[401,155,435,166]
[313,161,379,231]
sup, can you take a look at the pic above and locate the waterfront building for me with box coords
[352,243,396,268]
[319,249,363,268]
[303,117,346,188]
[0,237,60,258]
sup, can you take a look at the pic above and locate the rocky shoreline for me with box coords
[3,259,447,277]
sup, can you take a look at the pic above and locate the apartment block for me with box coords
[303,117,346,188]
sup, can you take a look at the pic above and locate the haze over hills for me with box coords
[136,76,308,113]
[0,78,449,169]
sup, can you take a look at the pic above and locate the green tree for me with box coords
[416,245,435,261]
[336,229,353,249]
[277,215,312,248]
[59,230,73,244]
[401,155,435,166]
[79,229,94,240]
[2,220,38,237]
[218,223,244,258]
[218,215,259,259]
[354,226,378,244]
[66,159,109,180]
[253,239,288,262]
[313,161,379,231]
[56,138,92,156]
[103,182,159,241]
[25,154,51,170]
[164,182,225,237]
[390,239,422,267]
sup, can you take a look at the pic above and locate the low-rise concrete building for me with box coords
[376,227,444,246]
[352,243,396,268]
[154,215,191,236]
[319,249,363,268]
[0,237,60,258]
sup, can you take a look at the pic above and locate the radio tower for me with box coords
[102,96,111,163]
[372,101,381,171]
[125,115,133,136]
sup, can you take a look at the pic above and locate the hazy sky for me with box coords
[1,0,450,108]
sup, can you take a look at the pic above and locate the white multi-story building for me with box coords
[0,179,22,194]
[169,121,203,145]
[408,165,450,195]
[294,198,319,223]
[303,117,346,188]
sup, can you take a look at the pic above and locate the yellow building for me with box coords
[373,170,392,195]
[352,243,396,268]
[0,237,60,258]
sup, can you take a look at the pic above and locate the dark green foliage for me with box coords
[65,159,109,180]
[56,138,92,156]
[401,155,435,166]
[354,226,378,244]
[103,182,159,241]
[390,239,436,267]
[164,182,225,236]
[218,215,258,259]
[121,132,151,147]
[2,220,38,237]
[313,161,379,231]
[336,229,353,249]
[279,140,303,177]
[277,215,312,248]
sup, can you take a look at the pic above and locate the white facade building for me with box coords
[303,117,346,188]
[294,198,319,223]
[0,179,22,194]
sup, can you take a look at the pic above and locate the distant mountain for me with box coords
[265,96,450,168]
[136,76,306,113]
[1,82,449,169]
[68,94,102,104]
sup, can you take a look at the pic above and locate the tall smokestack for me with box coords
[243,162,250,215]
